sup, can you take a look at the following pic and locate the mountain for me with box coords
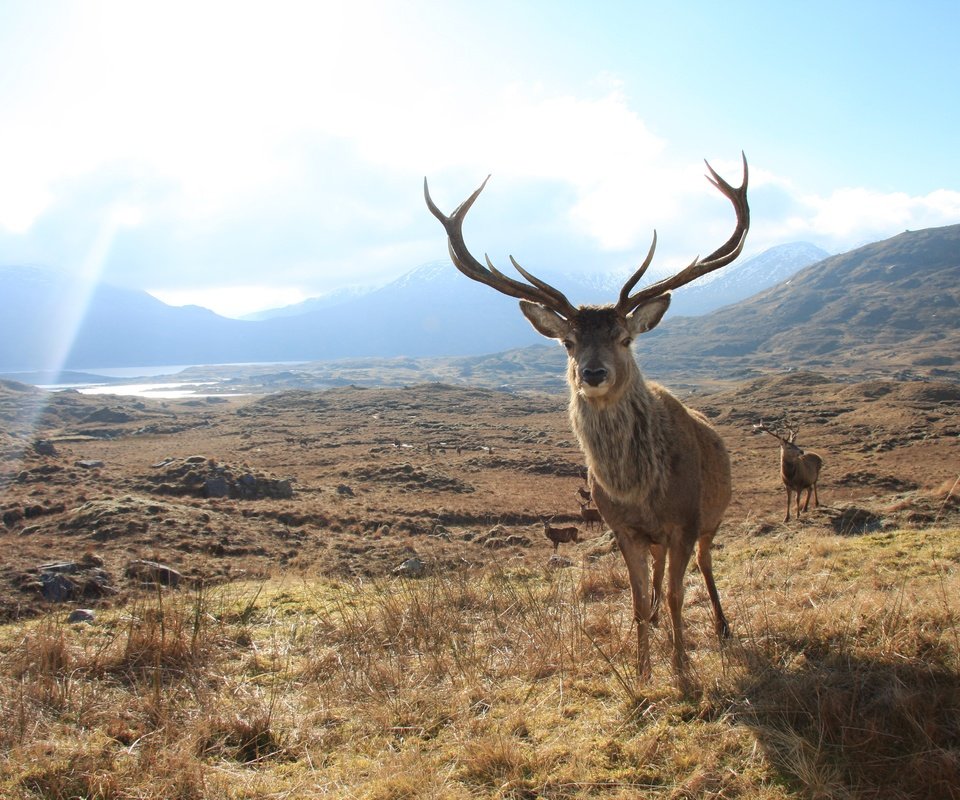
[0,266,254,372]
[663,242,830,317]
[0,228,954,379]
[240,285,376,321]
[637,223,960,381]
[239,242,828,324]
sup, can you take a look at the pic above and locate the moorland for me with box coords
[1,368,958,798]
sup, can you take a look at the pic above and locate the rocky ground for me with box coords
[1,373,958,622]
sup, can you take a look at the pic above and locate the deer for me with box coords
[754,421,823,522]
[425,153,749,679]
[541,517,580,552]
[575,486,593,505]
[578,498,604,531]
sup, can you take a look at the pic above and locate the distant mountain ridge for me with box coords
[1,229,954,382]
[238,242,829,323]
[663,241,830,317]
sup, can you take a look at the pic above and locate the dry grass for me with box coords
[2,526,959,799]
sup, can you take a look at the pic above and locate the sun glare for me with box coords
[148,286,309,319]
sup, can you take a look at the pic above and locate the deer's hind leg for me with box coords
[649,543,666,627]
[697,527,730,639]
[665,533,696,673]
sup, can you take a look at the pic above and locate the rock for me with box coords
[39,561,82,575]
[204,475,230,498]
[126,559,183,588]
[41,573,78,602]
[67,609,96,624]
[548,555,574,569]
[336,484,355,497]
[33,440,58,456]
[83,407,134,423]
[2,507,24,527]
[394,557,426,578]
[31,559,117,601]
[76,460,105,469]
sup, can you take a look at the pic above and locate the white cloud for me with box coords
[750,172,960,254]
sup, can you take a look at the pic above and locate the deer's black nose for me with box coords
[581,367,608,386]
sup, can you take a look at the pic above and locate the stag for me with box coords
[578,499,604,531]
[755,422,823,522]
[425,154,749,678]
[542,518,580,552]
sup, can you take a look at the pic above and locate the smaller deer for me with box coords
[755,422,824,522]
[541,518,580,552]
[575,486,592,505]
[577,499,604,531]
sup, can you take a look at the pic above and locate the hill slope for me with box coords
[640,223,960,381]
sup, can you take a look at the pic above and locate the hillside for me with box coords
[642,223,960,382]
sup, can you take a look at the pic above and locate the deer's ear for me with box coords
[626,294,671,335]
[519,300,571,340]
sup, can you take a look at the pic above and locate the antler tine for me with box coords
[424,176,578,318]
[617,152,750,315]
[754,420,785,441]
[617,230,658,310]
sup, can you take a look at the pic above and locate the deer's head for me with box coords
[425,156,749,405]
[755,422,805,457]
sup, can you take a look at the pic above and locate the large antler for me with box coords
[424,176,578,319]
[754,420,792,445]
[616,153,750,315]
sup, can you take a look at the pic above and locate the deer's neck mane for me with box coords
[569,373,670,505]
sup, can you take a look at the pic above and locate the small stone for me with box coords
[393,557,426,578]
[126,559,183,588]
[67,609,96,624]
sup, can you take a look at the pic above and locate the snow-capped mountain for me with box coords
[663,242,831,317]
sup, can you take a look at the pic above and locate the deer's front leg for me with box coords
[616,532,651,681]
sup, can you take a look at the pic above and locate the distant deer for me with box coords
[575,486,593,505]
[426,153,749,679]
[541,518,580,552]
[578,499,604,531]
[755,421,823,522]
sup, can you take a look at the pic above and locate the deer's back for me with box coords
[782,451,823,489]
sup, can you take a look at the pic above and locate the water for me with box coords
[36,364,244,398]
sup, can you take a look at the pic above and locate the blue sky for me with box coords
[0,0,957,317]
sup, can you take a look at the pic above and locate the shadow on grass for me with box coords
[726,641,960,799]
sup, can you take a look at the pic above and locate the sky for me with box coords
[0,0,958,318]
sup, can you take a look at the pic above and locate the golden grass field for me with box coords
[1,376,959,798]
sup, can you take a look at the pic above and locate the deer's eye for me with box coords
[621,337,633,348]
[562,339,575,351]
